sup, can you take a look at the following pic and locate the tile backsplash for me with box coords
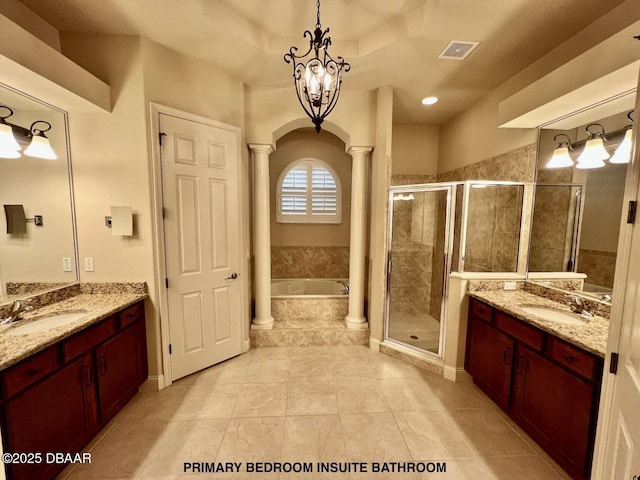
[271,246,349,278]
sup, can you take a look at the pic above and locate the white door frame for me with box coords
[148,103,250,388]
[591,82,640,478]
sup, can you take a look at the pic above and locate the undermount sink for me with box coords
[6,311,88,336]
[519,305,589,325]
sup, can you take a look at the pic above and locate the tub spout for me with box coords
[337,280,349,295]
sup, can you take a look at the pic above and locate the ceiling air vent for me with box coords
[438,41,480,60]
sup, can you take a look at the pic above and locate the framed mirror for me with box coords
[528,90,636,301]
[0,82,78,302]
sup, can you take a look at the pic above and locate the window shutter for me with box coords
[311,166,337,216]
[281,166,307,215]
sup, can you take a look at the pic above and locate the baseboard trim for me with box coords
[443,366,472,383]
[140,374,165,391]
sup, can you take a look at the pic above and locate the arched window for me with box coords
[276,158,342,224]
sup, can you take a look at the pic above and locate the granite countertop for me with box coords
[0,293,147,371]
[467,289,608,358]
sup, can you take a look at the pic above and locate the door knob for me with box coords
[225,273,239,280]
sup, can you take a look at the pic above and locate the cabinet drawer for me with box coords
[548,337,601,382]
[470,299,493,323]
[494,311,544,351]
[62,316,116,362]
[119,301,143,329]
[2,346,61,398]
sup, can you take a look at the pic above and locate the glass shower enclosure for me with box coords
[385,181,526,358]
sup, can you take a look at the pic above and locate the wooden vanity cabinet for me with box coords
[466,298,603,480]
[0,300,147,480]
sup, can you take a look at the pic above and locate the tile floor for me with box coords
[59,346,572,480]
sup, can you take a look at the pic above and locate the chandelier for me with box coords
[284,0,350,133]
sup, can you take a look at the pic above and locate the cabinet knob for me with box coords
[563,355,576,364]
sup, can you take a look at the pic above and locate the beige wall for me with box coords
[270,129,351,247]
[59,33,248,378]
[391,124,439,176]
[438,0,640,174]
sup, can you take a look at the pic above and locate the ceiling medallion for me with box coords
[284,0,350,133]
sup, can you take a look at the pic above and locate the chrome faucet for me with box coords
[337,281,349,295]
[566,294,593,317]
[1,300,33,325]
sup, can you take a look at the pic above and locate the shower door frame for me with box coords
[384,183,457,359]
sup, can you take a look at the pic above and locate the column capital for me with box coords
[348,146,373,158]
[249,143,274,155]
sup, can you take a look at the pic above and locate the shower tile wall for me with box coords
[528,186,575,272]
[437,144,537,183]
[577,249,616,289]
[271,246,349,278]
[438,144,536,273]
[390,175,439,319]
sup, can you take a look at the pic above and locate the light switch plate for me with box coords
[504,281,517,291]
[62,257,72,272]
[84,257,94,272]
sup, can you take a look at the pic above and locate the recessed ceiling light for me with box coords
[421,96,438,105]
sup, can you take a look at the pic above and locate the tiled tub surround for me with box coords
[466,284,608,357]
[251,279,367,346]
[0,284,147,369]
[271,246,349,278]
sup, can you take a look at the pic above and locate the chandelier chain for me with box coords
[316,0,321,28]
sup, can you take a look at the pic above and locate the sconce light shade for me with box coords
[546,147,574,169]
[610,128,633,164]
[576,138,608,169]
[0,123,21,158]
[24,134,57,160]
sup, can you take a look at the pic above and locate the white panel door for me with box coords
[159,113,242,381]
[599,87,640,478]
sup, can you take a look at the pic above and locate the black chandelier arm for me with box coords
[585,123,607,140]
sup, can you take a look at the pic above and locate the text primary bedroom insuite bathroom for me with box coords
[0,1,639,479]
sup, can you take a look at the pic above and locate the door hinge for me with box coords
[159,132,167,145]
[169,343,172,355]
[165,278,169,289]
[627,200,637,224]
[610,352,619,374]
[162,206,166,219]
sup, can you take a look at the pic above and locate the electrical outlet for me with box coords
[504,281,517,291]
[84,257,94,272]
[62,257,72,272]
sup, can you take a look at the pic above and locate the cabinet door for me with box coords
[96,321,146,423]
[3,353,98,480]
[513,345,596,480]
[467,316,514,409]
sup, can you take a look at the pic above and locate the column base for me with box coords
[251,316,274,330]
[344,315,369,330]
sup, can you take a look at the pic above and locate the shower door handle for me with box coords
[225,273,239,280]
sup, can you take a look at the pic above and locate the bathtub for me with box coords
[271,278,349,321]
[271,278,349,298]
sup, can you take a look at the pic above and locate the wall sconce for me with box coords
[546,112,634,170]
[610,111,634,164]
[546,134,574,169]
[0,106,58,160]
[105,206,133,236]
[576,123,609,169]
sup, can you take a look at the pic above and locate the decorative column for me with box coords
[249,144,274,330]
[345,146,373,329]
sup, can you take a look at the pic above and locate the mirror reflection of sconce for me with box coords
[105,206,133,236]
[0,106,58,160]
[546,111,634,170]
[3,205,43,234]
